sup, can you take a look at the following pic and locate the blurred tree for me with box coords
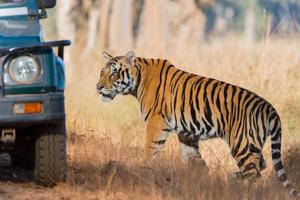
[84,0,101,55]
[258,0,282,34]
[56,0,75,73]
[132,0,145,41]
[55,0,300,53]
[258,0,300,35]
[194,0,217,42]
[76,0,137,51]
[109,0,133,51]
[98,0,114,49]
[244,1,256,46]
[194,0,241,42]
[287,0,300,32]
[137,0,172,53]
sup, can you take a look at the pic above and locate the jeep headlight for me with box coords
[4,55,43,85]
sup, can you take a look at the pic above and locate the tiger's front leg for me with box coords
[145,115,170,159]
[177,133,208,170]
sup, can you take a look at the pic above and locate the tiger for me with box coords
[96,51,299,197]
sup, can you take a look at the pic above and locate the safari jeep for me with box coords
[0,0,70,186]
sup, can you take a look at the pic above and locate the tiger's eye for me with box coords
[113,72,120,78]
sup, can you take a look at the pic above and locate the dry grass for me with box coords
[64,134,300,200]
[1,37,300,199]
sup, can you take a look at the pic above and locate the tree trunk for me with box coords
[244,2,256,47]
[99,0,114,49]
[56,0,75,74]
[137,0,170,55]
[84,3,101,56]
[109,0,133,52]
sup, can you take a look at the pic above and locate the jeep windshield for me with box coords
[0,0,24,3]
[0,0,24,5]
[0,0,29,20]
[0,20,40,37]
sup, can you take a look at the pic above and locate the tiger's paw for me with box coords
[229,171,260,185]
[242,171,261,185]
[188,157,209,172]
[228,171,243,181]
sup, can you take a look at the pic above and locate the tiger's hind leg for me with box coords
[235,152,262,181]
[233,153,266,176]
[229,141,265,181]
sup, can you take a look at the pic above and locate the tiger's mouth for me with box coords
[100,93,115,102]
[98,89,116,102]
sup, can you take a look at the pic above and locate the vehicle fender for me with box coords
[56,56,65,91]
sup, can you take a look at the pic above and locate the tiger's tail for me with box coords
[269,112,299,198]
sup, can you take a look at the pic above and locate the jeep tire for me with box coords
[34,122,67,186]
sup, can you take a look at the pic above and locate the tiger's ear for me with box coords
[102,51,113,61]
[125,51,136,65]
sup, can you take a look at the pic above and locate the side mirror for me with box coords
[38,0,56,9]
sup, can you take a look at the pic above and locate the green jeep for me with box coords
[0,0,70,186]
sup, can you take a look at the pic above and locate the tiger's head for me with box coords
[96,51,138,102]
